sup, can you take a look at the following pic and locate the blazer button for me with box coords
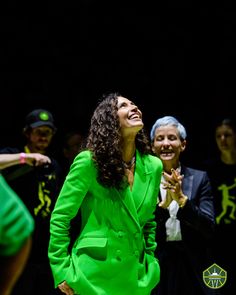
[118,231,124,238]
[134,250,139,257]
[116,249,122,261]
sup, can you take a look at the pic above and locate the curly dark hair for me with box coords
[86,92,152,189]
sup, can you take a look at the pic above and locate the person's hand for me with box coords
[158,189,173,209]
[162,169,188,208]
[58,281,74,295]
[25,153,51,167]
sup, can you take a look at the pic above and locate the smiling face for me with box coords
[152,125,186,171]
[117,96,143,138]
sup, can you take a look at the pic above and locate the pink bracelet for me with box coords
[19,152,26,164]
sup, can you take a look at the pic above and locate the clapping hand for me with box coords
[159,168,187,209]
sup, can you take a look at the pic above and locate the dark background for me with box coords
[1,1,235,166]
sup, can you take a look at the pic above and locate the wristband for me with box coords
[19,152,26,164]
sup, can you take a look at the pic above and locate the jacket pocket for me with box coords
[74,237,108,261]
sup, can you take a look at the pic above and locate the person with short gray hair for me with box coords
[150,115,218,295]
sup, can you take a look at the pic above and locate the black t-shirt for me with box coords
[203,158,236,269]
[0,147,64,262]
[203,158,236,227]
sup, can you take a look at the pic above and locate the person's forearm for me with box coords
[0,237,32,295]
[0,154,22,170]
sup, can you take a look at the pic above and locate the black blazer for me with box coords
[155,165,215,250]
[153,165,218,295]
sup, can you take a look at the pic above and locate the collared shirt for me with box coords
[160,166,182,241]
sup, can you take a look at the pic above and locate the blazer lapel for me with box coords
[182,166,193,200]
[113,151,152,229]
[132,151,152,211]
[112,186,140,230]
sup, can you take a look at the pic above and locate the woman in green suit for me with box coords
[48,92,163,295]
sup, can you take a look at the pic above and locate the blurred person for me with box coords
[61,130,85,176]
[63,130,84,164]
[200,117,236,295]
[0,174,34,295]
[0,152,50,295]
[0,109,64,295]
[150,116,219,295]
[48,92,163,295]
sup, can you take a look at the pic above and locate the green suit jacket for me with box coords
[48,150,163,295]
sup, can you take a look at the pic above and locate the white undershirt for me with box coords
[160,171,182,241]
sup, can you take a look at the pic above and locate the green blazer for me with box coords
[48,150,163,295]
